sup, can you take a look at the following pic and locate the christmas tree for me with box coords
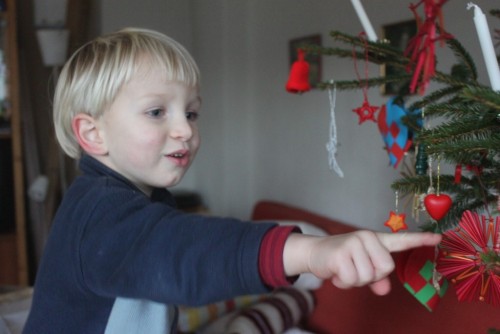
[301,2,500,233]
[290,1,500,307]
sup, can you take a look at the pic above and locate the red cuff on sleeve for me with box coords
[259,225,301,288]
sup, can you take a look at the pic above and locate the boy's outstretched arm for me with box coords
[283,231,442,296]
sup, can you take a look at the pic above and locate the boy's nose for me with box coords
[169,116,193,141]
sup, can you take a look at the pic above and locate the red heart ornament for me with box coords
[424,194,452,220]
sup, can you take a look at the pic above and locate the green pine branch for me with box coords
[462,85,500,109]
[304,23,500,231]
[445,38,478,81]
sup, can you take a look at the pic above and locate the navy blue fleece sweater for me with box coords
[23,155,276,333]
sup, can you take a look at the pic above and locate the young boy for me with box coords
[23,28,440,333]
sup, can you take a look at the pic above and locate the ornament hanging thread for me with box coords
[424,154,452,221]
[384,191,408,232]
[352,33,379,124]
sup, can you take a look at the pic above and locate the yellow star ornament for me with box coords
[384,211,408,233]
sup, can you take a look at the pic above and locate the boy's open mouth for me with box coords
[166,150,190,167]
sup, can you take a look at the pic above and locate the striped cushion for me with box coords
[177,294,266,333]
[199,287,315,334]
[227,288,314,333]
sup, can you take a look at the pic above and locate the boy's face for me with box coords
[95,65,201,195]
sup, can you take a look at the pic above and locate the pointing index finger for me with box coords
[378,232,442,253]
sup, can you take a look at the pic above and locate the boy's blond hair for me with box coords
[54,27,200,159]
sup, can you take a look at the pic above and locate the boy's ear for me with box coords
[72,113,107,156]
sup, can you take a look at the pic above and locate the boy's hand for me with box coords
[283,231,441,295]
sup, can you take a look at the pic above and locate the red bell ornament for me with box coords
[286,49,311,93]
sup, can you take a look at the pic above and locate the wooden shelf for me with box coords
[0,0,28,286]
[0,233,18,285]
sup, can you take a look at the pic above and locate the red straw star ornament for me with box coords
[436,210,500,306]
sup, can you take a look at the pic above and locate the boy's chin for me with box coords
[161,177,184,189]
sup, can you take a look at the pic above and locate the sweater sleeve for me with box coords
[72,182,279,306]
[258,225,301,288]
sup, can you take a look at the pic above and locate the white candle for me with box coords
[350,0,377,42]
[468,3,500,91]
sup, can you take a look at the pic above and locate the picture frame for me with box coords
[381,20,417,95]
[289,34,322,88]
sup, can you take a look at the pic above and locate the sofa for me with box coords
[251,200,500,334]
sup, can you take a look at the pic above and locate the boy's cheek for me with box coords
[191,135,201,156]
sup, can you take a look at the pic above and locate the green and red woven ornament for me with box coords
[397,246,448,311]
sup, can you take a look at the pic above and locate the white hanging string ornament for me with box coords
[326,82,344,177]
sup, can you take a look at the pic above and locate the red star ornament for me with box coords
[353,99,378,124]
[384,211,408,233]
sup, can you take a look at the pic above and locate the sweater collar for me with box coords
[78,154,175,206]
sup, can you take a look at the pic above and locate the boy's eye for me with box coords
[186,111,199,121]
[147,108,165,118]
